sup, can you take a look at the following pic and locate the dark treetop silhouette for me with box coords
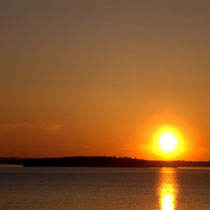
[0,156,209,167]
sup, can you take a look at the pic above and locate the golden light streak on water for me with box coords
[159,168,178,210]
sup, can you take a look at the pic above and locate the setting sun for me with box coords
[158,132,178,153]
[153,126,184,159]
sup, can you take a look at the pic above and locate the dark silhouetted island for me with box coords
[1,156,210,168]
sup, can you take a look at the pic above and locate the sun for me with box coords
[153,125,184,158]
[158,132,178,153]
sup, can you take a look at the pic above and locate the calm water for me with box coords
[0,167,209,210]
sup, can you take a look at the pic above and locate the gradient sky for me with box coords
[0,0,210,160]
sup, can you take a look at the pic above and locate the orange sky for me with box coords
[0,0,209,160]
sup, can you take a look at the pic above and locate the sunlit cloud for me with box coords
[0,122,63,131]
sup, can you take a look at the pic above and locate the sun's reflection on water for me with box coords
[159,168,178,210]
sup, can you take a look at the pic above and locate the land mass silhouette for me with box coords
[0,156,210,167]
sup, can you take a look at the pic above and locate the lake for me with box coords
[0,167,209,209]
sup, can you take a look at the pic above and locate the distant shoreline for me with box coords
[0,156,209,168]
[0,164,22,167]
